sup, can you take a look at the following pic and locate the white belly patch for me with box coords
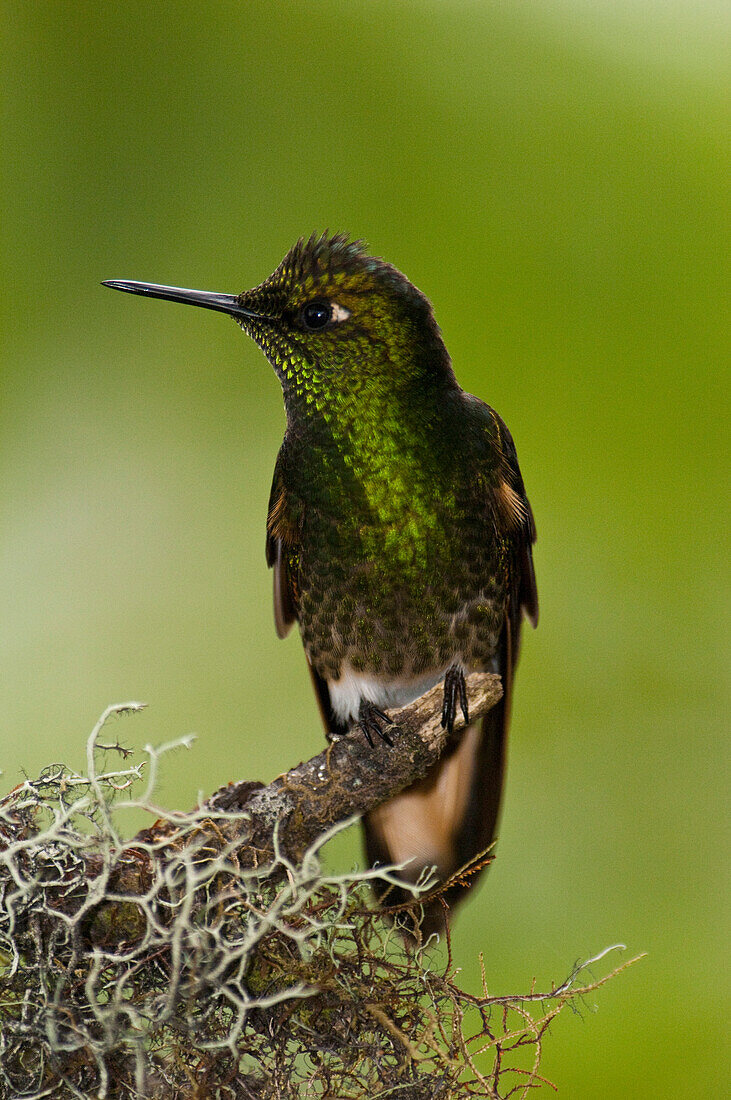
[327,662,452,725]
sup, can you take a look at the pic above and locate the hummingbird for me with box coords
[103,233,538,932]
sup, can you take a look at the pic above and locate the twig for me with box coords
[208,671,502,863]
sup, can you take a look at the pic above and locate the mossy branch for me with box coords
[0,680,640,1099]
[76,672,502,949]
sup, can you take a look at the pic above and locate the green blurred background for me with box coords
[2,1,728,1094]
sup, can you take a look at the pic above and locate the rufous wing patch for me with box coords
[495,477,529,530]
[267,484,299,547]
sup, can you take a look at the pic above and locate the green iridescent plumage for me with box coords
[238,236,535,689]
[103,233,538,932]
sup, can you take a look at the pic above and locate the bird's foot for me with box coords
[441,666,469,734]
[358,700,395,748]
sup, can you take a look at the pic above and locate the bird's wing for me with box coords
[265,451,301,639]
[486,404,538,634]
[442,402,538,873]
[445,403,538,890]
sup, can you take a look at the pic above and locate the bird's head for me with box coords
[104,234,454,421]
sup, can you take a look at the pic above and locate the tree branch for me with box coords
[82,673,500,947]
[206,670,502,865]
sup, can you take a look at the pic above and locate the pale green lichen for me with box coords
[0,704,636,1099]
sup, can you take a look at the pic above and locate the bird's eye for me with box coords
[301,300,332,330]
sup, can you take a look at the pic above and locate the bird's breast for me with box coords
[287,429,507,689]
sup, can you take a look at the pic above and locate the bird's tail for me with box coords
[363,701,507,935]
[363,615,514,936]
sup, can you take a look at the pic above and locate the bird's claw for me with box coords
[441,666,469,734]
[358,701,395,747]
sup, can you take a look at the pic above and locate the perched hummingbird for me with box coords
[103,234,537,931]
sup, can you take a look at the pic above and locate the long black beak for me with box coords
[102,280,261,321]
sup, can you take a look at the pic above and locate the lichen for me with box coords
[0,704,636,1099]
